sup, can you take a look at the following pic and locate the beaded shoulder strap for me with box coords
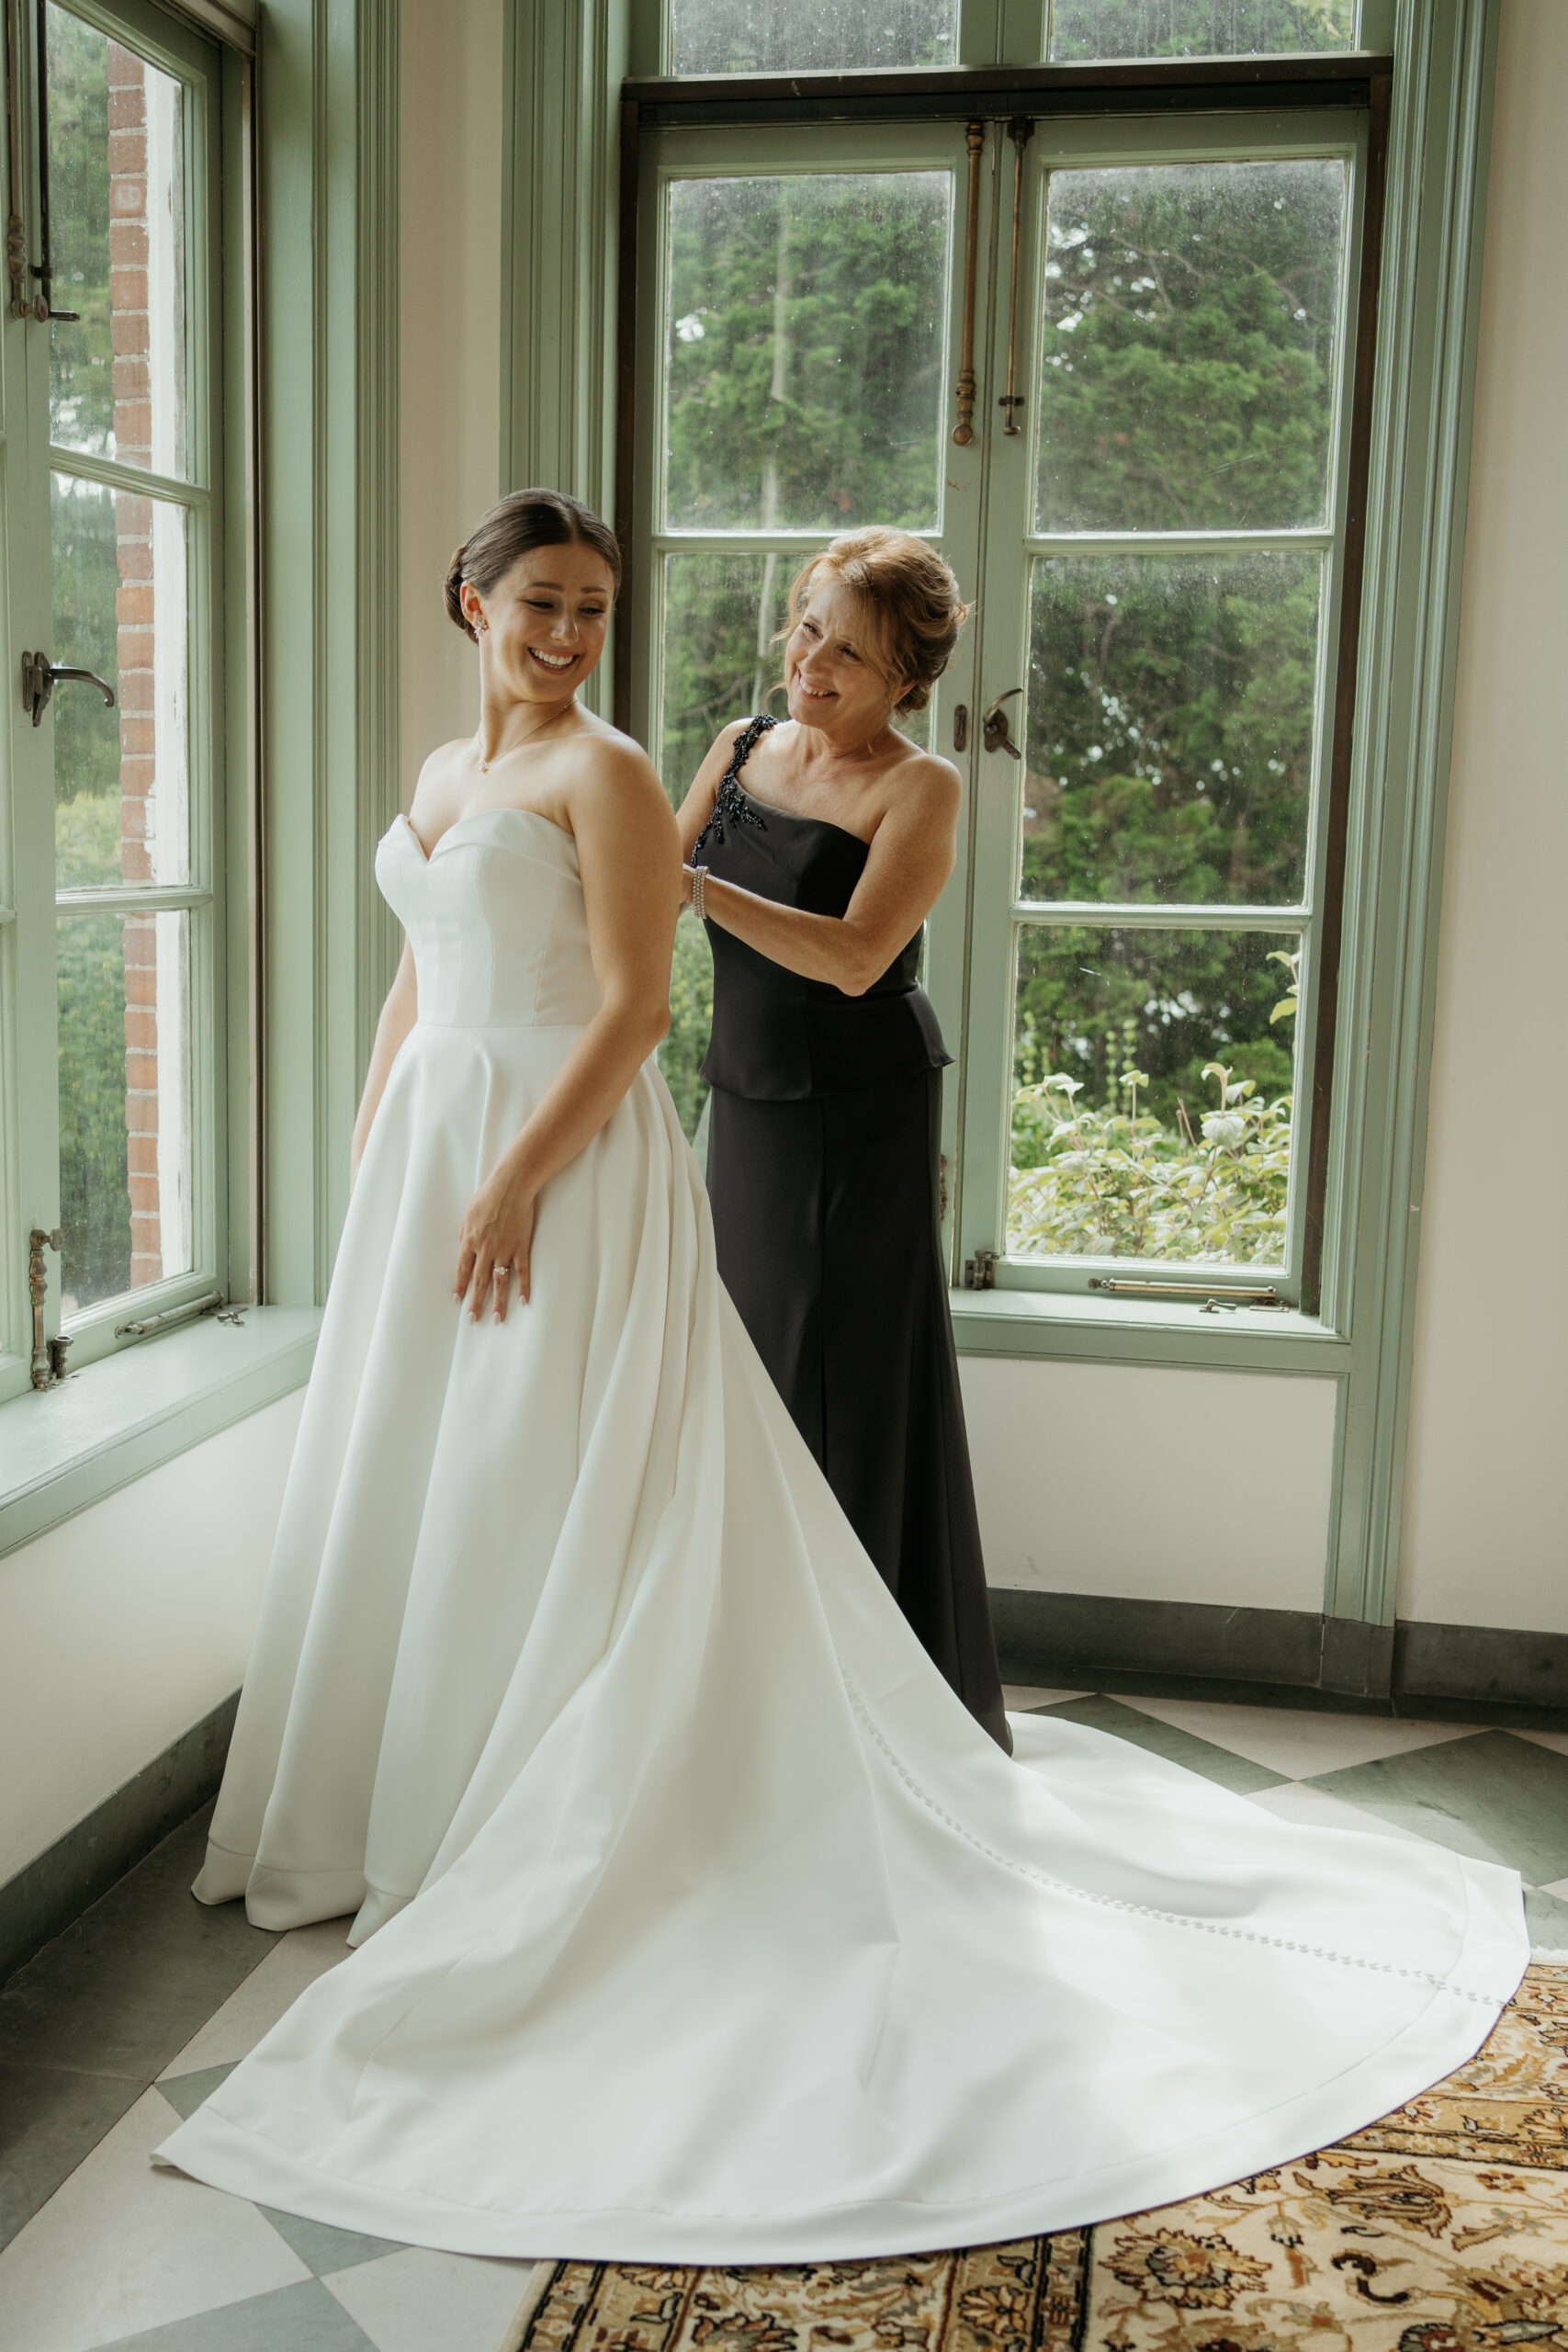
[692,714,777,859]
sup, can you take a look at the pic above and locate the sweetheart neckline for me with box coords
[394,806,577,865]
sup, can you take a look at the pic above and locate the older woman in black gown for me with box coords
[678,527,1009,1752]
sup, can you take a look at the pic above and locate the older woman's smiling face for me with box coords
[784,578,904,742]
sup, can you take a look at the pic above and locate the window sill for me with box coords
[949,1283,1350,1374]
[0,1306,321,1559]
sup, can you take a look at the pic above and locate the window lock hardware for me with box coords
[952,703,968,753]
[998,118,1035,435]
[963,1248,997,1291]
[115,1288,227,1340]
[1088,1277,1285,1309]
[950,122,986,445]
[21,652,116,728]
[981,688,1022,760]
[28,1224,63,1389]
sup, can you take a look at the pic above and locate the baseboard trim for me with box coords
[993,1589,1568,1724]
[1394,1618,1568,1713]
[0,1690,238,1990]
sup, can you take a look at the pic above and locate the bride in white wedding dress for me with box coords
[158,488,1527,2261]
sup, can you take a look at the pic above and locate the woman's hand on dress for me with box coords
[455,1150,538,1323]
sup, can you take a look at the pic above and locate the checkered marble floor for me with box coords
[3,1694,1566,2350]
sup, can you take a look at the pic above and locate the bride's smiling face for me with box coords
[466,542,616,703]
[784,578,904,742]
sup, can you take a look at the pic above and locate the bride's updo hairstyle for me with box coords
[445,488,623,641]
[785,526,970,715]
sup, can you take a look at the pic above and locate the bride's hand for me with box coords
[454,1151,538,1323]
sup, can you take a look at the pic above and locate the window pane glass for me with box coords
[671,0,957,73]
[1022,549,1322,906]
[1049,0,1354,61]
[52,473,189,888]
[660,550,790,800]
[1009,923,1298,1265]
[665,173,951,532]
[661,548,931,804]
[57,908,193,1313]
[1034,159,1348,532]
[47,6,189,475]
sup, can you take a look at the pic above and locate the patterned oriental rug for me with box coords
[502,1962,1568,2352]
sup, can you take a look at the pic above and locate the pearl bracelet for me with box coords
[691,864,709,921]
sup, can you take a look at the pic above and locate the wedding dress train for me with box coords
[157,805,1527,2260]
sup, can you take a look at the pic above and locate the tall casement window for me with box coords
[626,0,1386,1317]
[3,0,240,1399]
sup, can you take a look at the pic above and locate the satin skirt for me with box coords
[706,1069,1008,1750]
[157,1020,1529,2263]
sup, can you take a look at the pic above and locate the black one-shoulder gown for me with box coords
[694,717,1009,1751]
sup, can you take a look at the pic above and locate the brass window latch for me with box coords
[981,687,1023,760]
[963,1247,997,1291]
[28,1226,71,1388]
[21,651,115,728]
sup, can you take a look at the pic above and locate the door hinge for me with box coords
[963,1247,997,1290]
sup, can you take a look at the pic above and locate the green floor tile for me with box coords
[156,2061,236,2121]
[1309,1730,1568,1883]
[1032,1693,1290,1794]
[0,2059,142,2253]
[259,2201,409,2277]
[102,2277,379,2349]
[0,1809,276,2086]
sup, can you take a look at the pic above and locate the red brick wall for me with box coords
[107,40,160,1287]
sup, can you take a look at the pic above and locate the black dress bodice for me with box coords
[693,715,953,1102]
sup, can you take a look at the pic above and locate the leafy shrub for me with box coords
[1008,949,1297,1265]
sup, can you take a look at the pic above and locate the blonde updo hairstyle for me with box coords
[445,487,622,641]
[784,526,970,715]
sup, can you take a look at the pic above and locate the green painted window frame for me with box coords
[617,49,1395,1345]
[945,103,1372,1316]
[0,0,248,1408]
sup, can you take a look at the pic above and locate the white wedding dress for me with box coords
[158,805,1528,2260]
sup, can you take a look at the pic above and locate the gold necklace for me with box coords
[477,699,574,775]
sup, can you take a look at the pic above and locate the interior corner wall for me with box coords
[1398,0,1568,1638]
[398,0,506,805]
[0,1393,304,1888]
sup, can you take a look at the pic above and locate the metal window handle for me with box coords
[981,686,1023,759]
[21,650,116,727]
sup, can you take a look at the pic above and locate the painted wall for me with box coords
[962,1358,1337,1609]
[398,0,506,804]
[1398,0,1568,1638]
[0,1394,303,1886]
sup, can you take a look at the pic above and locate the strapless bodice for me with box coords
[376,808,602,1028]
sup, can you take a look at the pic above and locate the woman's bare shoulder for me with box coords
[558,717,675,841]
[889,741,963,819]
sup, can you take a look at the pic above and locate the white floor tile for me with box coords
[0,2086,309,2352]
[1515,1728,1568,1758]
[323,2246,541,2352]
[1117,1696,1480,1781]
[160,1917,353,2077]
[1003,1685,1089,1712]
[1246,1781,1437,1844]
